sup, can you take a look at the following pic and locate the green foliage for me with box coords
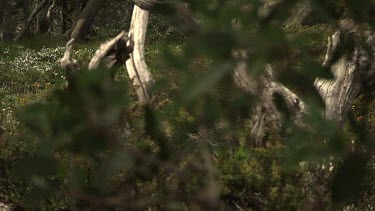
[218,145,305,210]
[1,0,375,210]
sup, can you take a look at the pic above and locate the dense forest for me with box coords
[0,0,375,210]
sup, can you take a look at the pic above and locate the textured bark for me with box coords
[60,39,79,71]
[14,0,51,41]
[233,21,375,145]
[59,7,150,103]
[125,5,153,103]
[70,0,103,41]
[366,34,375,88]
[314,29,374,124]
[233,59,307,145]
[233,2,309,145]
[60,31,134,90]
[89,31,133,70]
[59,39,80,91]
[46,0,56,32]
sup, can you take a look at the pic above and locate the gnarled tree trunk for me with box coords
[125,5,154,103]
[233,54,307,146]
[315,22,375,124]
[233,20,375,146]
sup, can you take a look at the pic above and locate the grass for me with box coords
[1,24,375,209]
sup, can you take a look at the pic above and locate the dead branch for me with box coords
[14,0,51,41]
[234,20,375,145]
[60,38,79,71]
[88,31,133,70]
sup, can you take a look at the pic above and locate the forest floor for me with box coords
[1,34,375,210]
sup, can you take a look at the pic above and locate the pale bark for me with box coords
[366,34,375,87]
[60,39,79,71]
[233,58,307,145]
[60,4,153,103]
[89,31,133,70]
[59,33,134,135]
[68,2,155,102]
[122,2,199,103]
[59,39,80,92]
[315,30,374,124]
[125,5,153,103]
[233,1,309,145]
[60,31,133,90]
[70,0,103,41]
[233,20,375,145]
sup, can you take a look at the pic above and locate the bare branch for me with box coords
[233,50,307,145]
[47,0,56,20]
[88,31,133,70]
[60,38,79,70]
[232,50,257,94]
[322,31,341,68]
[14,0,51,41]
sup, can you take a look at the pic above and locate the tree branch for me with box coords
[88,31,133,70]
[14,0,51,41]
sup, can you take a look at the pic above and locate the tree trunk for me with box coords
[36,0,50,34]
[14,0,51,41]
[233,20,375,146]
[125,5,153,103]
[233,57,307,146]
[70,0,103,41]
[0,0,13,42]
[20,0,31,35]
[60,4,153,104]
[46,0,56,33]
[315,22,374,124]
[61,0,68,33]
